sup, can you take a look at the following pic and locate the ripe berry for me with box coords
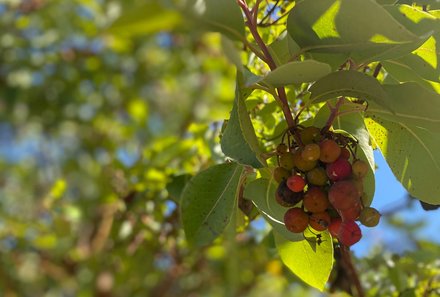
[292,149,317,172]
[279,152,295,170]
[339,203,361,221]
[303,187,329,213]
[286,175,306,192]
[338,220,362,246]
[328,180,361,211]
[359,207,381,227]
[273,166,290,183]
[340,147,351,159]
[301,143,320,161]
[276,143,288,154]
[276,180,304,207]
[326,158,352,181]
[300,126,321,144]
[284,207,309,233]
[352,160,369,178]
[328,218,343,238]
[306,167,328,186]
[319,139,341,163]
[309,211,331,231]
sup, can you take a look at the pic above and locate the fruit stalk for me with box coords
[323,97,345,132]
[339,245,365,297]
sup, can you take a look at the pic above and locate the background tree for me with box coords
[0,0,439,296]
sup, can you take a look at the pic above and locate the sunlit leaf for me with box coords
[366,117,440,204]
[181,163,244,246]
[274,230,333,291]
[309,70,391,112]
[262,60,332,87]
[287,0,423,63]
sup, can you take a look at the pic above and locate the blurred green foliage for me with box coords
[0,1,439,297]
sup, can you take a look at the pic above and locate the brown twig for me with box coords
[323,97,345,132]
[339,245,365,297]
[372,63,382,78]
[237,0,296,129]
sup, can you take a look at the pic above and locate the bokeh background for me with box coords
[1,1,439,296]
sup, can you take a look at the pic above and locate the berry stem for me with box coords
[339,245,365,297]
[237,0,296,130]
[323,97,345,132]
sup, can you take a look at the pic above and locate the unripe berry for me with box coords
[338,220,362,246]
[307,167,328,186]
[328,180,361,211]
[300,126,321,145]
[303,187,330,213]
[359,207,381,227]
[326,158,352,181]
[279,152,295,170]
[273,166,290,183]
[319,139,341,163]
[284,207,309,233]
[292,149,318,172]
[301,143,320,161]
[276,143,288,154]
[352,160,369,178]
[328,218,343,238]
[276,180,304,207]
[286,175,306,192]
[309,211,331,231]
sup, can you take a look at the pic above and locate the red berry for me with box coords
[276,180,304,207]
[303,187,329,213]
[319,139,341,163]
[284,207,309,233]
[338,220,362,246]
[309,211,331,231]
[286,175,306,193]
[328,180,361,211]
[339,203,361,221]
[328,218,343,238]
[340,147,351,159]
[326,158,352,181]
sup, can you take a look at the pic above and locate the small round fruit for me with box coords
[284,207,309,233]
[303,187,330,213]
[276,180,304,207]
[338,220,362,246]
[339,203,361,221]
[328,218,343,238]
[340,147,351,159]
[326,158,352,181]
[300,126,321,144]
[279,152,295,170]
[352,160,369,178]
[328,180,361,211]
[276,143,288,154]
[319,139,341,163]
[301,143,320,161]
[273,166,290,183]
[293,150,318,172]
[307,167,328,186]
[309,211,331,231]
[286,175,306,192]
[359,207,381,227]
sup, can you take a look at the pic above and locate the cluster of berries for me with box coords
[273,126,381,246]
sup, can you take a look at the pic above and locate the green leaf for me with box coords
[262,60,332,87]
[287,0,422,63]
[243,178,303,241]
[312,100,376,205]
[108,2,182,37]
[221,37,243,71]
[166,174,193,203]
[365,117,440,204]
[181,163,244,246]
[309,70,391,111]
[366,83,440,132]
[183,0,245,41]
[268,33,300,66]
[274,230,334,291]
[221,79,266,168]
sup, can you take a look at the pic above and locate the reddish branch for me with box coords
[237,0,296,129]
[339,245,365,297]
[323,97,345,132]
